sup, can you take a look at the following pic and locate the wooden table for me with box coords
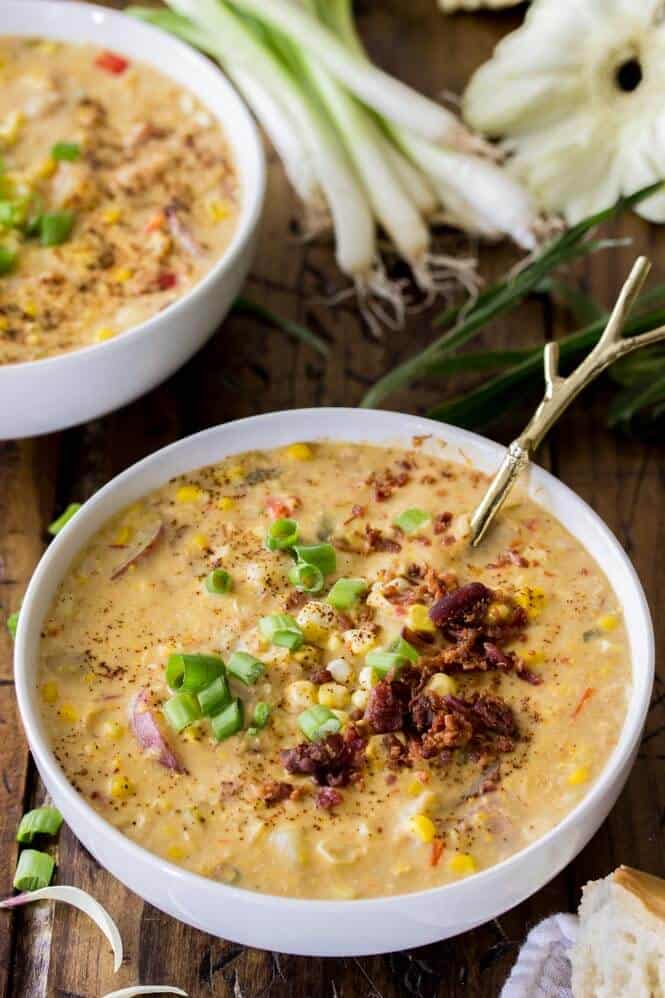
[1,3,663,995]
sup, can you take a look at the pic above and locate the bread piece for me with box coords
[571,866,665,998]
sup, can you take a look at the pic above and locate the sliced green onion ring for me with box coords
[7,610,19,639]
[227,651,265,685]
[327,577,367,610]
[250,701,271,732]
[288,561,324,593]
[39,211,75,247]
[166,653,224,693]
[292,542,336,575]
[205,568,232,594]
[0,244,16,275]
[211,698,244,741]
[48,502,81,536]
[163,691,201,732]
[13,849,55,892]
[389,636,420,663]
[394,507,431,534]
[51,141,81,161]
[298,704,341,741]
[259,613,304,650]
[265,517,299,550]
[197,674,231,716]
[16,806,63,844]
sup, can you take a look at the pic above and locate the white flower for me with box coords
[463,0,665,223]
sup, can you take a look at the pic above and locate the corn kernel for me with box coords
[112,267,132,283]
[23,301,37,318]
[40,681,59,705]
[523,649,544,667]
[285,680,318,712]
[0,317,8,332]
[448,852,476,876]
[166,844,186,861]
[406,604,436,634]
[175,484,202,503]
[33,157,57,180]
[96,327,115,342]
[207,198,231,222]
[227,464,245,482]
[326,633,343,653]
[597,614,618,632]
[113,525,133,546]
[318,683,350,709]
[351,689,368,711]
[217,496,235,511]
[0,110,23,145]
[110,775,135,799]
[486,601,511,624]
[191,532,209,551]
[408,814,436,844]
[285,443,313,461]
[568,765,590,786]
[358,665,379,690]
[427,673,458,697]
[342,627,377,656]
[296,602,337,643]
[102,207,121,224]
[514,587,546,620]
[59,704,78,724]
[407,779,425,797]
[327,658,352,683]
[102,720,124,740]
[293,644,322,668]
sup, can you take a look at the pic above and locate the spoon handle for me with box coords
[470,256,665,546]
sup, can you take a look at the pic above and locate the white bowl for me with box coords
[0,2,265,440]
[14,409,654,956]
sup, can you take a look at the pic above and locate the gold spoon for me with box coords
[470,256,665,546]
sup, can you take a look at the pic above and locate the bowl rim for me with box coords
[14,408,655,914]
[0,0,266,377]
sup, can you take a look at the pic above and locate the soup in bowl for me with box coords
[14,410,654,954]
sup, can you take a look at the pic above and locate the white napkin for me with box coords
[500,913,579,998]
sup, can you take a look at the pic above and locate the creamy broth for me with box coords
[0,38,239,363]
[38,442,630,899]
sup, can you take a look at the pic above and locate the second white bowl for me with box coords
[0,2,266,439]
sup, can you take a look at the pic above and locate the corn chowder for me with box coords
[38,441,630,899]
[0,38,239,363]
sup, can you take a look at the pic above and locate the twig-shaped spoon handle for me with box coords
[470,256,665,546]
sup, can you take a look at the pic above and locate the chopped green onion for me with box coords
[288,560,324,593]
[0,200,23,228]
[265,517,299,550]
[259,613,304,650]
[389,636,420,663]
[51,141,81,162]
[13,849,55,892]
[16,806,63,844]
[327,577,367,610]
[0,244,16,275]
[197,674,231,716]
[166,653,224,693]
[394,508,431,534]
[48,503,81,535]
[205,568,232,594]
[39,211,75,247]
[298,704,341,741]
[210,698,244,741]
[163,691,201,732]
[7,611,19,639]
[227,650,265,685]
[248,700,271,735]
[292,543,336,575]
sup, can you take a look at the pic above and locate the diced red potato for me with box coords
[50,162,95,210]
[265,496,302,519]
[130,689,184,773]
[110,521,163,580]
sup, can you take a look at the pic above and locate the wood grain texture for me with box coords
[1,2,662,996]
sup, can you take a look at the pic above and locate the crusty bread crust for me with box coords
[571,866,665,998]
